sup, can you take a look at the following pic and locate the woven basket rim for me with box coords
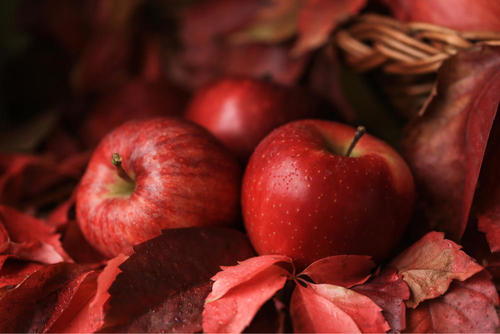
[334,14,500,75]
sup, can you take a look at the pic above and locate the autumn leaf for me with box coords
[203,255,293,333]
[405,271,499,333]
[0,152,87,213]
[300,255,374,287]
[290,281,390,333]
[100,227,255,332]
[229,0,301,45]
[175,0,308,89]
[0,205,70,265]
[0,260,43,291]
[474,114,500,252]
[401,46,500,240]
[292,0,366,56]
[54,254,128,333]
[353,268,410,332]
[391,231,483,308]
[0,262,97,332]
[382,0,500,32]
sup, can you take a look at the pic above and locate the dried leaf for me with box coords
[101,227,255,332]
[401,46,500,240]
[203,255,292,333]
[290,282,390,333]
[353,268,410,332]
[405,271,499,333]
[292,0,366,56]
[391,231,483,308]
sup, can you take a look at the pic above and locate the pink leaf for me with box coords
[300,255,374,287]
[290,282,390,333]
[0,205,70,264]
[391,231,483,308]
[203,255,293,333]
[405,271,499,333]
[209,255,293,302]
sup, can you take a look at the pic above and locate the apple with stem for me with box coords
[185,77,313,161]
[76,118,242,257]
[242,120,415,269]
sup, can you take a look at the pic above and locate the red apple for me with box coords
[242,120,415,269]
[76,118,241,257]
[185,77,313,161]
[81,80,187,147]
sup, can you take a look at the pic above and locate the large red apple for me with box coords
[76,118,241,257]
[185,77,313,161]
[242,120,415,269]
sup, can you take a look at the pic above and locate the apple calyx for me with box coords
[345,126,366,157]
[110,153,135,197]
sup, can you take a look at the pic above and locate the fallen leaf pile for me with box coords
[0,0,499,332]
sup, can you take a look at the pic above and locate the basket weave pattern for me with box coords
[335,14,500,75]
[334,14,500,117]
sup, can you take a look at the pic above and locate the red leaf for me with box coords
[300,255,374,287]
[383,0,500,32]
[292,0,366,56]
[175,0,307,89]
[208,255,292,302]
[0,260,44,290]
[203,255,292,333]
[55,254,128,333]
[353,269,410,332]
[101,227,255,332]
[391,231,483,308]
[0,205,70,264]
[290,282,390,333]
[405,271,499,333]
[0,153,87,213]
[0,263,96,332]
[47,193,75,228]
[401,46,500,240]
[475,114,500,252]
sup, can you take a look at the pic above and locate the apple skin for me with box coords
[242,120,415,269]
[76,118,241,258]
[185,77,313,161]
[82,80,187,147]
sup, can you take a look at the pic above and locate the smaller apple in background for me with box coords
[76,118,242,258]
[80,36,188,147]
[81,80,187,147]
[185,77,314,161]
[242,120,415,269]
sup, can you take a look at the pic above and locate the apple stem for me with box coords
[111,153,134,183]
[345,126,366,157]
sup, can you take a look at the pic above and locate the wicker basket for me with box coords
[334,14,500,118]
